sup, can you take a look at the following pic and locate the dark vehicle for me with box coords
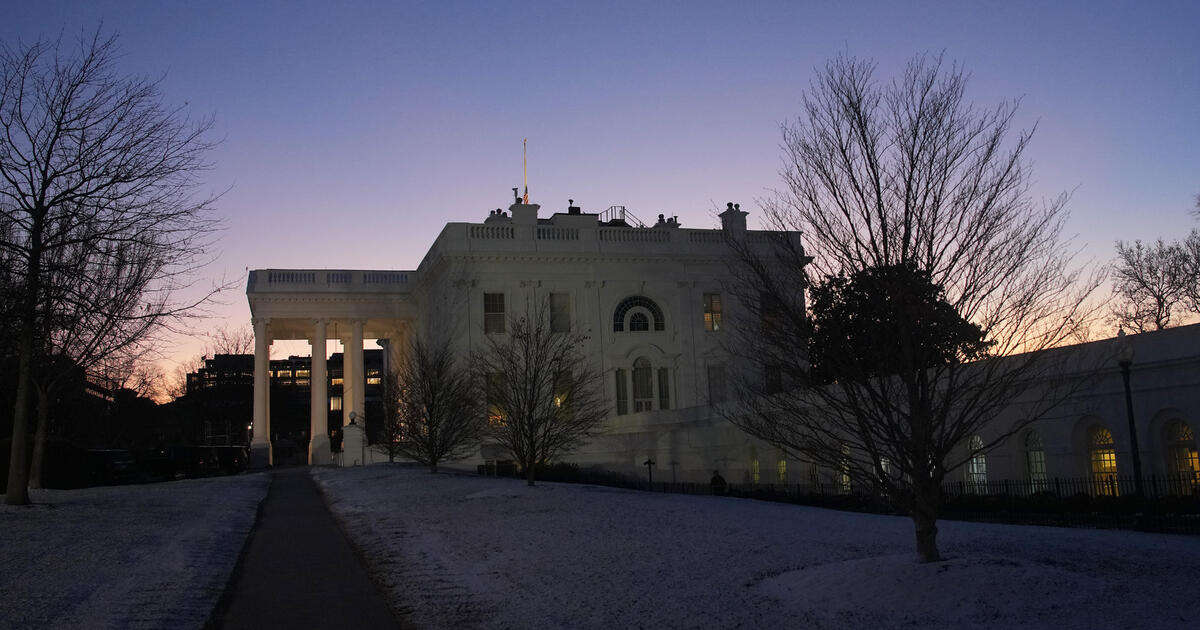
[85,449,138,486]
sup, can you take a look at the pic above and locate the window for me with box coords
[657,368,670,410]
[632,358,653,412]
[613,296,665,332]
[486,373,506,426]
[550,292,571,333]
[764,364,782,394]
[1025,430,1048,490]
[331,377,344,386]
[750,458,760,484]
[965,435,987,491]
[484,292,505,334]
[760,291,783,332]
[1165,420,1199,492]
[777,459,787,483]
[1088,425,1119,496]
[330,396,343,411]
[707,365,726,404]
[838,445,852,494]
[703,293,722,331]
[629,312,650,332]
[614,369,628,416]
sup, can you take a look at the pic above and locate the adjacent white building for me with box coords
[246,197,1200,490]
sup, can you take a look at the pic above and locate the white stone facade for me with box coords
[247,200,1200,488]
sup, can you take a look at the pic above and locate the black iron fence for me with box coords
[477,463,1200,535]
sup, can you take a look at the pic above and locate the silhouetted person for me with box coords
[710,470,727,495]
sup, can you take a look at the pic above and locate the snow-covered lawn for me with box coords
[0,474,268,629]
[315,466,1200,629]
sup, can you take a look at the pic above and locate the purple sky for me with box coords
[4,1,1199,367]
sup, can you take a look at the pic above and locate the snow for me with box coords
[314,465,1200,629]
[0,474,268,629]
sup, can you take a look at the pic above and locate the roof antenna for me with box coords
[522,138,530,204]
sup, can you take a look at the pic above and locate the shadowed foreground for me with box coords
[218,467,400,629]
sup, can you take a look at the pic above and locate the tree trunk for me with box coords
[5,325,36,505]
[29,386,50,489]
[429,461,438,474]
[912,489,941,563]
[525,463,536,487]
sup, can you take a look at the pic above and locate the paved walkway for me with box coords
[217,468,401,629]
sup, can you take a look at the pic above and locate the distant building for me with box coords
[183,351,383,458]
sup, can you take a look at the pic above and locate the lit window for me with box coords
[703,293,722,331]
[484,292,505,334]
[550,292,571,333]
[1165,420,1199,492]
[1025,430,1048,490]
[629,312,649,332]
[331,377,344,386]
[965,435,987,491]
[657,368,670,410]
[1088,425,1119,496]
[632,358,653,412]
[750,458,760,484]
[486,373,505,425]
[330,396,343,411]
[367,377,381,385]
[295,370,310,378]
[707,365,726,404]
[838,444,851,493]
[614,369,628,416]
[777,459,787,483]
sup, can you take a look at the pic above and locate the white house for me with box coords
[246,195,1200,491]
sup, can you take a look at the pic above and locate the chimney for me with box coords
[505,186,540,224]
[509,201,540,225]
[568,199,581,215]
[719,202,748,232]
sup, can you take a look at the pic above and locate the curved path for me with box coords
[216,467,401,629]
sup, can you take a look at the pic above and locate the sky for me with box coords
[2,1,1198,371]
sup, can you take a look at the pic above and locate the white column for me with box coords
[309,319,330,465]
[340,334,354,427]
[251,317,272,467]
[350,320,366,422]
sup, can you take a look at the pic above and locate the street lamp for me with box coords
[643,458,655,486]
[1116,329,1144,497]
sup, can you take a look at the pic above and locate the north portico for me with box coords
[246,269,417,466]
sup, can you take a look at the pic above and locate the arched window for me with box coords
[613,296,665,332]
[1025,430,1048,490]
[632,358,654,412]
[1165,420,1198,492]
[1088,425,1119,496]
[965,435,987,492]
[629,312,649,332]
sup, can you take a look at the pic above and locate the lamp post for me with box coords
[1117,329,1144,498]
[643,458,655,486]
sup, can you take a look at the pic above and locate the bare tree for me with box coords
[1,31,220,505]
[1109,238,1187,332]
[475,299,608,486]
[382,335,482,471]
[723,54,1101,562]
